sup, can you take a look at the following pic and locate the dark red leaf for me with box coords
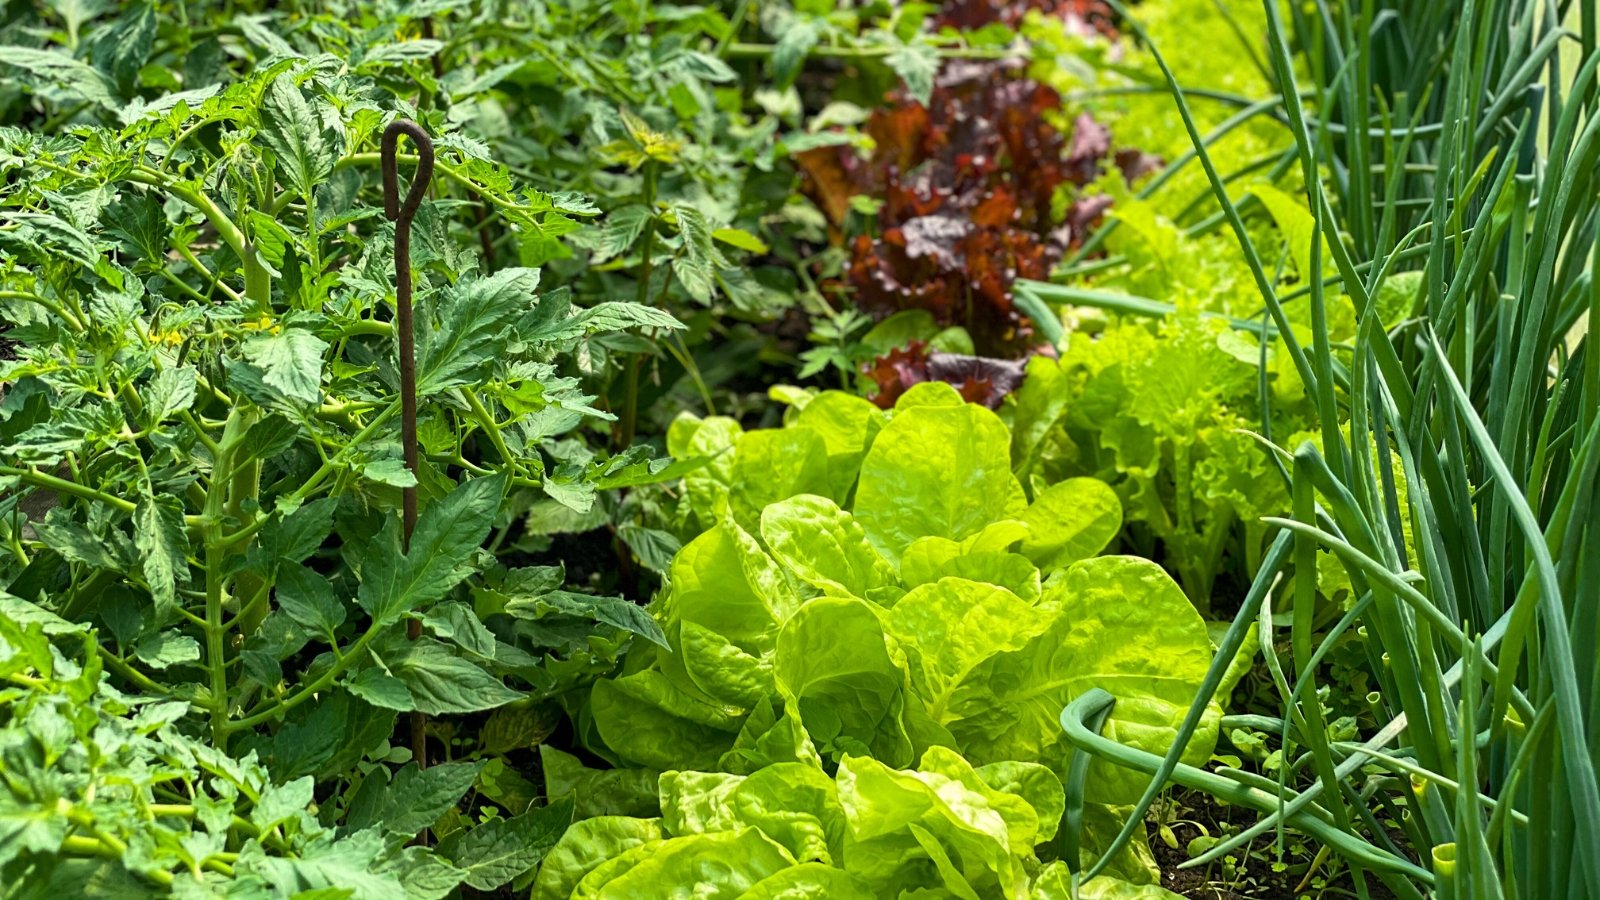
[926,352,1028,408]
[793,3,1151,360]
[1115,148,1166,184]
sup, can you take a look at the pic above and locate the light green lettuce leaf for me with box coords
[945,556,1217,805]
[913,746,1046,857]
[974,761,1065,844]
[532,816,665,900]
[899,547,1042,603]
[836,747,1038,899]
[961,519,1032,553]
[585,522,808,769]
[657,520,803,707]
[884,578,1051,722]
[792,391,887,500]
[891,381,966,410]
[570,828,798,900]
[678,620,774,707]
[670,414,744,529]
[1075,802,1163,885]
[855,403,1014,564]
[1208,620,1259,701]
[1008,356,1072,482]
[589,670,744,771]
[719,697,824,775]
[759,495,898,601]
[659,763,844,864]
[1017,478,1123,573]
[665,521,800,657]
[899,518,1033,583]
[729,428,832,532]
[1030,862,1182,899]
[539,745,661,820]
[735,862,876,899]
[774,596,920,767]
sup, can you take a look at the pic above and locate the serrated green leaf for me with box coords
[86,1,156,97]
[243,328,328,405]
[346,761,483,838]
[347,667,413,710]
[132,629,200,669]
[252,776,314,831]
[771,20,820,89]
[362,459,417,487]
[417,269,538,394]
[362,39,445,66]
[711,227,770,255]
[422,601,496,657]
[885,41,939,105]
[242,828,406,899]
[594,205,653,263]
[504,590,668,649]
[134,494,189,616]
[31,508,125,571]
[142,366,197,426]
[259,72,336,196]
[105,192,170,263]
[0,593,80,635]
[593,455,707,490]
[453,797,573,891]
[616,523,681,573]
[252,497,336,571]
[0,46,117,110]
[357,475,505,626]
[576,302,685,334]
[389,638,522,714]
[276,563,346,635]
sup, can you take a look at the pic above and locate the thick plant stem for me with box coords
[242,244,272,315]
[205,411,250,752]
[228,410,266,635]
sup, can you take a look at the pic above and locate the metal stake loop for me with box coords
[381,119,434,769]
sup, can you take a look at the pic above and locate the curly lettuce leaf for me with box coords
[589,670,745,771]
[945,556,1218,805]
[1017,477,1123,572]
[533,816,667,900]
[759,494,898,601]
[884,577,1051,722]
[792,392,887,501]
[855,402,1015,563]
[736,863,877,898]
[660,763,844,864]
[774,596,924,767]
[569,828,798,899]
[668,413,744,529]
[836,747,1042,899]
[729,427,832,532]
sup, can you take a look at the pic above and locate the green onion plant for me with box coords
[1061,1,1600,896]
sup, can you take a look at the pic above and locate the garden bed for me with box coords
[1,1,1595,898]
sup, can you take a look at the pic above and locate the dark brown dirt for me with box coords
[1148,789,1403,899]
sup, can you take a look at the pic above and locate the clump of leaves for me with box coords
[0,612,581,895]
[532,383,1246,897]
[0,43,690,891]
[795,15,1156,360]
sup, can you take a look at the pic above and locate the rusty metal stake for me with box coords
[382,119,434,770]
